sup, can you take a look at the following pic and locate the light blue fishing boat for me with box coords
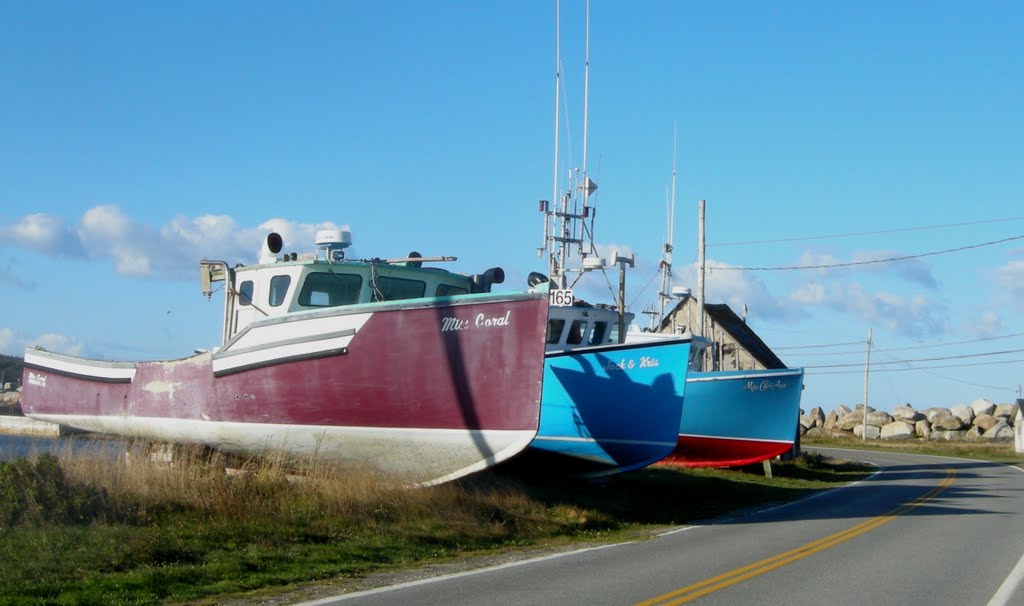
[513,6,690,478]
[522,303,691,477]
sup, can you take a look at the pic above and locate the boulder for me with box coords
[854,424,881,440]
[799,415,815,431]
[916,419,932,439]
[809,406,825,428]
[838,411,865,431]
[931,413,966,431]
[950,404,975,426]
[966,425,983,440]
[983,420,1014,440]
[823,409,839,432]
[974,413,1000,432]
[866,411,894,428]
[994,403,1019,420]
[924,407,951,423]
[881,421,915,440]
[931,430,967,441]
[836,404,852,417]
[1016,409,1023,454]
[892,405,924,423]
[971,398,996,417]
[804,427,825,439]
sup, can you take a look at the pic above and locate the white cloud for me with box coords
[963,311,1003,338]
[0,328,13,354]
[996,259,1024,306]
[0,213,84,257]
[794,248,938,287]
[0,206,340,280]
[0,329,85,357]
[818,282,947,338]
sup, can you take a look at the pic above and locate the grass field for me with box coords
[0,436,1016,605]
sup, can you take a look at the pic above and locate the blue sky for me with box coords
[2,1,1022,411]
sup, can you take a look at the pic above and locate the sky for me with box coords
[2,1,1023,412]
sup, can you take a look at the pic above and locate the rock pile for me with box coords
[800,398,1019,441]
[1,387,20,407]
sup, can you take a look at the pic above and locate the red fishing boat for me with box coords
[22,227,548,485]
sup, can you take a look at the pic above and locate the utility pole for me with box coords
[862,327,873,442]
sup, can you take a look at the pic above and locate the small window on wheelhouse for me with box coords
[372,276,426,302]
[436,283,469,297]
[299,272,362,307]
[238,281,254,306]
[546,319,566,344]
[567,320,588,345]
[269,275,291,307]
[590,322,608,346]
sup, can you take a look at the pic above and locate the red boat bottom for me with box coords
[658,435,794,468]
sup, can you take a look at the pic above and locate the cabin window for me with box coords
[436,283,469,297]
[269,275,291,307]
[372,276,426,302]
[298,272,362,307]
[567,320,588,345]
[238,281,254,306]
[590,321,608,346]
[546,319,565,344]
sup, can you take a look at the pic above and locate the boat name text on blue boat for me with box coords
[601,356,661,372]
[743,379,789,392]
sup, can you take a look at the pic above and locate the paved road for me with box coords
[300,447,1024,606]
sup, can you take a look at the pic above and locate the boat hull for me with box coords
[661,368,804,468]
[21,293,549,486]
[525,338,691,477]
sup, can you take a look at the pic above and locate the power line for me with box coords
[804,348,1024,369]
[786,332,1024,357]
[710,215,1024,248]
[806,354,1024,374]
[775,340,865,350]
[715,233,1024,271]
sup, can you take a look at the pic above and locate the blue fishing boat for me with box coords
[521,303,691,476]
[515,6,691,477]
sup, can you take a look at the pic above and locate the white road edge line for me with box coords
[986,461,1024,606]
[295,542,635,605]
[814,446,1024,606]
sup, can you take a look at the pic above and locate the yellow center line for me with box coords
[636,467,957,606]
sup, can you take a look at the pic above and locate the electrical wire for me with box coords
[710,215,1024,247]
[715,234,1024,271]
[804,348,1024,369]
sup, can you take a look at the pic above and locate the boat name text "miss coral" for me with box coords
[743,379,789,392]
[602,357,660,371]
[440,310,511,332]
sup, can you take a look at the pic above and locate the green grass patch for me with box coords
[0,444,872,605]
[802,434,1024,466]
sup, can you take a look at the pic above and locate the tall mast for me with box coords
[697,198,706,338]
[548,0,561,282]
[658,123,678,323]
